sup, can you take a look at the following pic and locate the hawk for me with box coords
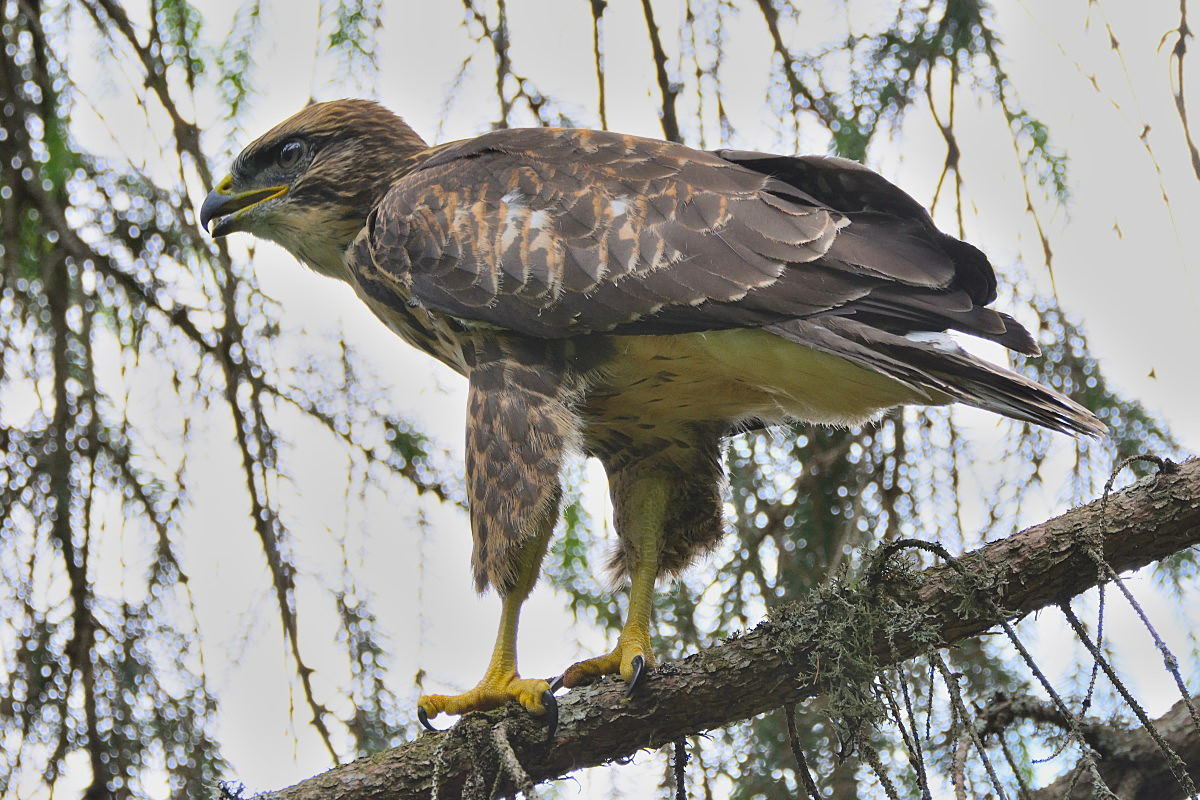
[201,99,1104,736]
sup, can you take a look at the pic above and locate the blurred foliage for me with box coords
[327,0,383,81]
[216,0,263,120]
[0,0,1189,799]
[0,0,454,797]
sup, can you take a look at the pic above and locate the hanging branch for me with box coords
[249,458,1200,800]
[1009,691,1200,799]
[79,0,341,764]
[926,60,964,237]
[0,7,106,790]
[462,0,549,127]
[640,0,681,142]
[589,0,607,129]
[1041,0,1191,279]
[752,0,836,130]
[1163,0,1200,180]
[977,24,1063,295]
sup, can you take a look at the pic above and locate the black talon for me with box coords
[625,654,646,698]
[417,706,445,732]
[549,674,564,693]
[542,690,559,742]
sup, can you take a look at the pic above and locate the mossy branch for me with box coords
[248,458,1200,800]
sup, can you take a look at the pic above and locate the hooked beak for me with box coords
[200,175,289,237]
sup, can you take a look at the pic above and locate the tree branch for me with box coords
[1024,692,1200,799]
[640,0,680,143]
[253,458,1200,799]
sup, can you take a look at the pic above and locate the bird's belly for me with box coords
[585,329,928,428]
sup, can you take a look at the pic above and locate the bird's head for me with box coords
[200,99,427,278]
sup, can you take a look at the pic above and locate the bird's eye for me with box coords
[277,140,305,169]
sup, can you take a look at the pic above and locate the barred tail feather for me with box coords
[767,318,1107,438]
[923,356,1106,437]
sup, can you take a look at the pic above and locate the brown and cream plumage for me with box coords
[202,99,1104,733]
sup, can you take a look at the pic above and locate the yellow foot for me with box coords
[417,672,555,733]
[559,633,654,691]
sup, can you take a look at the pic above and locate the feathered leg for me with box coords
[560,427,725,692]
[418,339,576,733]
[560,473,668,691]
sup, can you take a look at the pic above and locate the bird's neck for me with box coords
[289,136,434,282]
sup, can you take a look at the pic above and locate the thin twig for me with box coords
[492,723,537,799]
[589,0,607,129]
[1163,0,1200,179]
[1059,601,1197,797]
[783,704,822,800]
[931,654,1010,800]
[672,738,688,800]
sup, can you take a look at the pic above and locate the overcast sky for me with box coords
[45,1,1200,797]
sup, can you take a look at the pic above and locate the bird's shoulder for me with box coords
[352,128,842,334]
[346,127,1017,349]
[387,126,774,201]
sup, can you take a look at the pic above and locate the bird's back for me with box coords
[347,125,1103,437]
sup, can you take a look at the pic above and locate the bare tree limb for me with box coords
[251,458,1200,799]
[1022,692,1200,799]
[589,0,607,130]
[640,0,680,143]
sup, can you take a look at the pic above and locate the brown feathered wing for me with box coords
[351,127,1104,436]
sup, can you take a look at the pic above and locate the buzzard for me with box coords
[201,100,1103,736]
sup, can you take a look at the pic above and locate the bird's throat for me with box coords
[263,211,358,282]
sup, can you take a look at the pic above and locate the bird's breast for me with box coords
[352,282,471,375]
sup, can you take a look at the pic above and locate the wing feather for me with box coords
[353,127,1035,353]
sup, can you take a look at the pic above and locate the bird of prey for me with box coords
[201,99,1104,736]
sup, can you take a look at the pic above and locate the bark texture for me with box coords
[251,458,1200,800]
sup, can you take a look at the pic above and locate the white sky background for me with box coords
[32,0,1200,797]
